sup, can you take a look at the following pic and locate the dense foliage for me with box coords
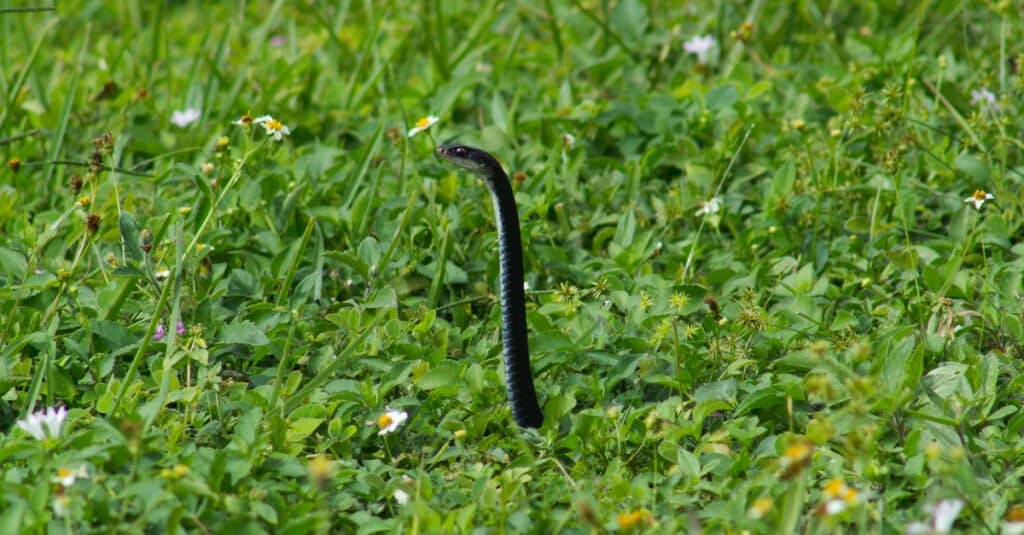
[1,1,1023,533]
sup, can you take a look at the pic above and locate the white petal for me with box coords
[931,499,964,533]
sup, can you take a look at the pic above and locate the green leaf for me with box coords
[118,211,144,262]
[0,246,27,276]
[287,417,324,442]
[417,364,462,390]
[218,320,270,346]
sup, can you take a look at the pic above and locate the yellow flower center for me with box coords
[784,442,811,460]
[843,487,858,502]
[824,478,846,498]
[378,414,393,428]
[616,510,650,531]
[416,117,431,128]
[266,119,283,132]
[57,468,73,478]
[751,497,773,514]
[972,190,988,201]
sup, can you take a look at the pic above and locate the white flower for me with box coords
[824,499,847,515]
[970,88,997,109]
[155,269,171,279]
[905,522,930,535]
[684,34,717,64]
[561,133,575,149]
[201,162,214,175]
[53,466,88,488]
[377,408,408,435]
[52,495,70,517]
[963,190,994,210]
[394,489,410,504]
[695,197,722,216]
[928,499,964,534]
[170,108,201,128]
[253,115,291,141]
[407,115,439,138]
[16,406,67,441]
[1004,520,1024,535]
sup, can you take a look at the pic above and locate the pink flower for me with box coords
[153,324,166,341]
[176,322,186,335]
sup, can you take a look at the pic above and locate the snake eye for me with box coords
[454,147,467,157]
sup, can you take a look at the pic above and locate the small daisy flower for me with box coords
[153,323,166,341]
[695,197,722,216]
[778,439,814,479]
[964,189,994,210]
[52,495,70,517]
[970,88,997,109]
[170,108,201,128]
[820,478,863,516]
[407,115,439,138]
[377,408,408,435]
[16,406,68,441]
[200,162,214,175]
[1003,505,1024,535]
[748,497,773,519]
[394,489,410,505]
[53,466,88,488]
[155,269,171,279]
[684,34,717,64]
[252,115,291,141]
[561,133,576,149]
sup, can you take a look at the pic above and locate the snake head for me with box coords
[436,144,502,176]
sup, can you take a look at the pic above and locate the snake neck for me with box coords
[484,169,543,429]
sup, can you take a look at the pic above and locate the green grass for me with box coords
[1,1,1023,533]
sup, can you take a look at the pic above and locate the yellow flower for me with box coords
[79,195,91,207]
[617,509,651,532]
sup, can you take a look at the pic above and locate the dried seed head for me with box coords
[86,214,101,233]
[704,295,720,319]
[70,175,83,194]
[140,229,153,253]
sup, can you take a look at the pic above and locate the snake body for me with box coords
[436,144,544,429]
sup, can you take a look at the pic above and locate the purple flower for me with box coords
[970,88,997,109]
[270,35,287,47]
[153,324,166,341]
[176,322,186,335]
